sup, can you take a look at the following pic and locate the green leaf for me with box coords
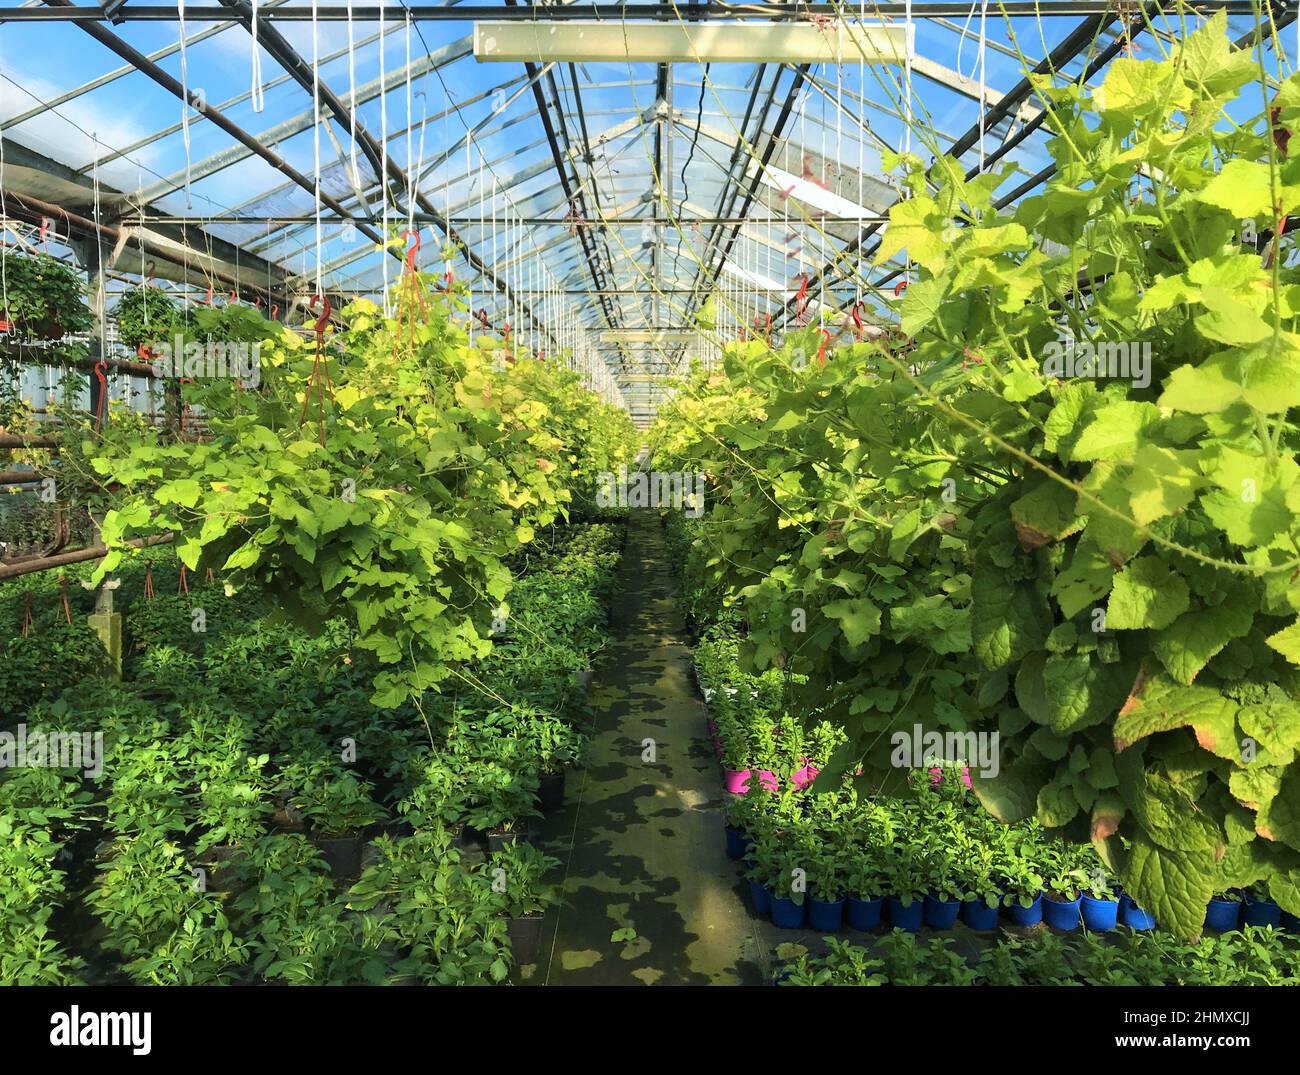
[971,563,1052,669]
[1114,675,1239,758]
[1266,617,1300,665]
[822,598,883,647]
[1069,401,1161,462]
[1106,556,1190,631]
[1155,600,1255,684]
[1125,833,1216,940]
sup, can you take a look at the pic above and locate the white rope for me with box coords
[347,0,359,187]
[93,135,107,374]
[954,0,980,81]
[250,0,265,112]
[380,0,389,314]
[405,11,415,237]
[978,0,988,171]
[178,0,192,209]
[312,0,322,297]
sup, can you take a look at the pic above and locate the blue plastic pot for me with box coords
[922,893,961,930]
[1043,893,1082,931]
[1242,895,1282,928]
[1282,910,1300,934]
[1204,897,1241,933]
[771,894,807,929]
[748,878,772,915]
[1119,894,1156,931]
[846,895,883,931]
[1081,895,1119,931]
[884,895,923,932]
[1003,892,1043,927]
[808,896,845,932]
[724,825,750,860]
[961,898,1000,931]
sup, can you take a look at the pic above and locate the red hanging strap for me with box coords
[1266,91,1291,270]
[298,295,334,445]
[794,273,810,326]
[93,359,109,432]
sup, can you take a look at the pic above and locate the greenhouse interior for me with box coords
[3,0,1300,1014]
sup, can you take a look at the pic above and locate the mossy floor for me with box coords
[527,511,767,986]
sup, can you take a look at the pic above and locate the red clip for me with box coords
[894,280,908,297]
[271,303,280,320]
[228,290,237,304]
[39,217,51,247]
[443,270,455,294]
[205,285,214,306]
[850,303,865,341]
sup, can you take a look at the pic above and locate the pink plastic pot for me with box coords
[756,770,779,793]
[723,769,752,795]
[791,765,820,790]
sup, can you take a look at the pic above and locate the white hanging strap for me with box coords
[179,0,192,209]
[978,0,988,171]
[312,0,323,298]
[347,0,359,187]
[250,0,265,112]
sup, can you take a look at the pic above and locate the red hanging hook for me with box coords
[271,303,280,321]
[205,284,214,306]
[850,303,865,342]
[310,293,332,337]
[402,229,421,273]
[893,280,908,297]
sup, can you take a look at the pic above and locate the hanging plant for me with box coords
[112,286,178,351]
[0,252,92,342]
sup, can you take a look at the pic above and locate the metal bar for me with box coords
[0,188,298,309]
[0,533,174,581]
[43,0,390,257]
[2,3,1280,21]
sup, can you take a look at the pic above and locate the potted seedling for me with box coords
[996,834,1045,927]
[1241,882,1282,928]
[956,841,1002,931]
[460,759,543,852]
[922,846,964,930]
[1205,890,1242,933]
[281,760,389,880]
[1041,844,1089,931]
[882,846,928,932]
[1080,865,1120,931]
[489,840,561,968]
[523,712,585,814]
[805,844,848,932]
